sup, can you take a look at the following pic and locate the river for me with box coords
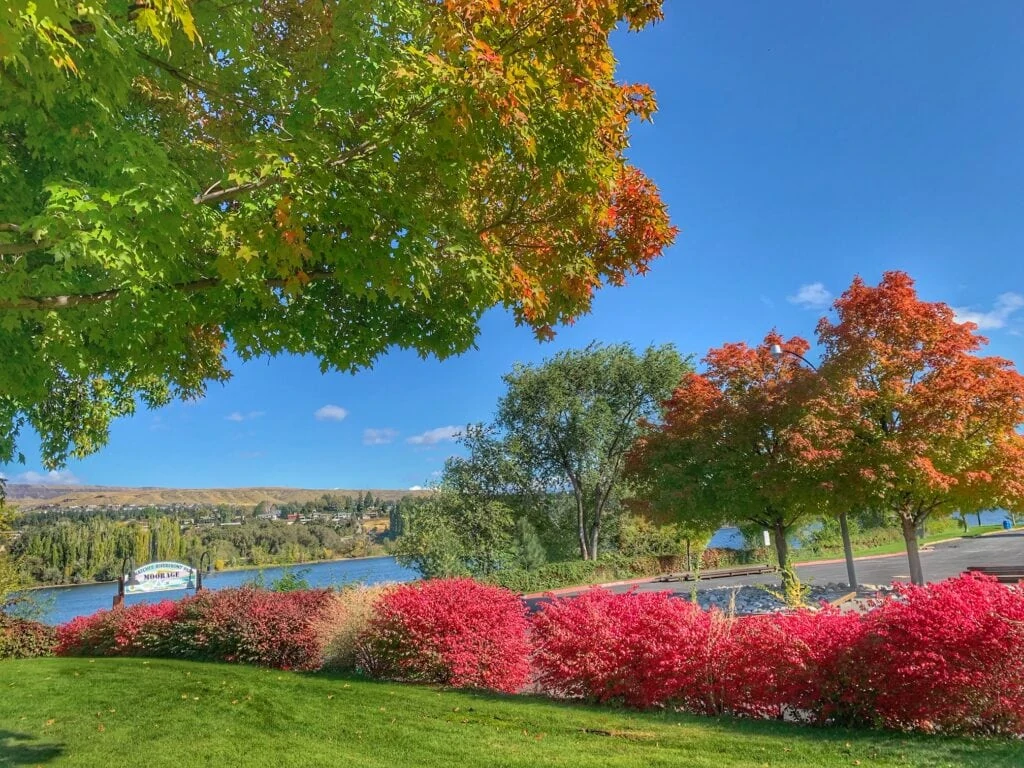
[23,556,419,626]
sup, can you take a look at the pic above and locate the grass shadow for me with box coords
[0,730,63,766]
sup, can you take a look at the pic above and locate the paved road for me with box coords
[540,530,1024,600]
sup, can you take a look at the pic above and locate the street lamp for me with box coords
[769,343,857,589]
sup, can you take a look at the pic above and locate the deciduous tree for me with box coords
[0,0,675,467]
[810,272,1024,585]
[496,343,687,559]
[628,333,824,592]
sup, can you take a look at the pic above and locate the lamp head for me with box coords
[769,343,784,360]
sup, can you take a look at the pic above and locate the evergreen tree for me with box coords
[514,517,547,571]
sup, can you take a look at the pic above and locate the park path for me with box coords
[525,530,1024,602]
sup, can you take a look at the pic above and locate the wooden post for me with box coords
[113,575,125,608]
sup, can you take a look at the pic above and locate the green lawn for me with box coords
[1,659,1018,767]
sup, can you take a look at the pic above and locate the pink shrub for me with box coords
[56,589,333,671]
[531,576,1024,736]
[857,573,1024,735]
[362,578,530,692]
[55,601,180,657]
[706,609,870,724]
[166,588,333,671]
[532,589,715,708]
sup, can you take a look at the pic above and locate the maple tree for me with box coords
[809,271,1024,585]
[627,332,824,591]
[0,0,675,467]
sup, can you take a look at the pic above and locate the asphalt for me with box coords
[527,530,1024,602]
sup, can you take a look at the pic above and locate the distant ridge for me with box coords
[2,484,426,510]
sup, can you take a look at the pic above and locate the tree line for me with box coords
[8,495,412,586]
[394,273,1024,590]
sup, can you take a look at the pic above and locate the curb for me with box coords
[522,575,656,600]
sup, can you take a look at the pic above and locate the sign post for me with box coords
[113,556,135,608]
[195,551,213,592]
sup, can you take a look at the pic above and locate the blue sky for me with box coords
[5,1,1024,490]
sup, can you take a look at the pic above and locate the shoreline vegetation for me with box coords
[17,524,1013,595]
[17,552,398,592]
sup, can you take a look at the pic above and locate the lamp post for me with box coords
[770,343,858,589]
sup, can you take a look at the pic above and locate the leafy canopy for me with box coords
[627,332,824,575]
[808,271,1024,582]
[494,342,687,559]
[0,0,675,467]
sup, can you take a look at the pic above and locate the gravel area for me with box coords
[690,582,898,614]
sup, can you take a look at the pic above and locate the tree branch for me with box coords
[192,99,439,206]
[0,270,337,311]
[191,141,378,206]
[0,240,52,256]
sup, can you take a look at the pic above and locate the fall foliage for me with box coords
[0,0,675,467]
[809,271,1024,584]
[627,332,823,589]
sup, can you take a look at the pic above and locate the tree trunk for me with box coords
[839,511,857,588]
[900,514,925,585]
[588,494,602,561]
[575,493,590,560]
[773,520,792,593]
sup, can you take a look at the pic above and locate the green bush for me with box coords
[486,547,776,593]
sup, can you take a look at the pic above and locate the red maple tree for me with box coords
[811,272,1024,584]
[628,332,824,591]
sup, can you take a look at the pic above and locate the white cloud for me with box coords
[408,485,424,491]
[787,282,833,310]
[363,428,398,445]
[953,292,1024,330]
[406,426,462,446]
[314,404,348,422]
[13,469,81,485]
[226,410,265,422]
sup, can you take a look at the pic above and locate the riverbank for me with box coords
[18,557,419,625]
[17,550,395,591]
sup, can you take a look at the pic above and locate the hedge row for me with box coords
[22,573,1024,736]
[488,548,766,593]
[532,576,1024,735]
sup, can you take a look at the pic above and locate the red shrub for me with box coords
[0,613,56,659]
[165,588,333,671]
[362,578,530,692]
[55,601,181,657]
[532,589,715,708]
[56,589,333,671]
[856,573,1024,735]
[705,609,870,724]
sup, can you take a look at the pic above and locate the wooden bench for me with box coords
[966,566,1024,584]
[655,564,776,583]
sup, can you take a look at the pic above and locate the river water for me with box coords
[24,556,418,626]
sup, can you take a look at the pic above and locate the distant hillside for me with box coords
[2,484,427,511]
